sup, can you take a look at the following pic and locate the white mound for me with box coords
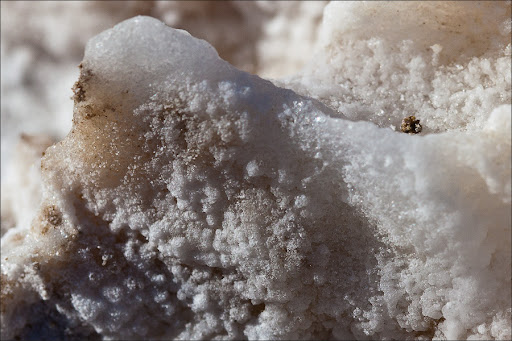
[1,4,510,340]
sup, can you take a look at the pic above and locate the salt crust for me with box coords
[280,2,512,134]
[0,1,325,183]
[1,3,511,340]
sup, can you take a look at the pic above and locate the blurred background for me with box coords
[0,1,328,234]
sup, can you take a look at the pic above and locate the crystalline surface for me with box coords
[1,4,511,340]
[0,1,326,184]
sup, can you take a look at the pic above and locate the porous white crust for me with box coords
[1,3,510,340]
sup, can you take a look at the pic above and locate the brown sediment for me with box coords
[38,205,63,235]
[400,115,422,134]
[44,205,62,227]
[72,64,94,103]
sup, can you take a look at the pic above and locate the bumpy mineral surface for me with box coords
[1,2,511,340]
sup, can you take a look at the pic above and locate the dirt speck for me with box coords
[400,115,422,134]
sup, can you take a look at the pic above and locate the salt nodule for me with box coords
[1,3,511,340]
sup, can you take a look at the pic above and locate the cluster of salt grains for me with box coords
[0,1,326,186]
[280,1,511,133]
[0,2,327,239]
[1,2,511,340]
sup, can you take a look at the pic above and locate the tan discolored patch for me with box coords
[45,206,62,226]
[71,63,94,104]
[39,205,63,235]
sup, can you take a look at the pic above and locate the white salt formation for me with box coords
[0,1,325,184]
[1,3,511,340]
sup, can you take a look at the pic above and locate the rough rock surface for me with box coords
[1,2,511,340]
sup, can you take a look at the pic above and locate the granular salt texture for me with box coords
[1,10,510,341]
[0,3,327,235]
[280,1,511,133]
[0,1,326,185]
